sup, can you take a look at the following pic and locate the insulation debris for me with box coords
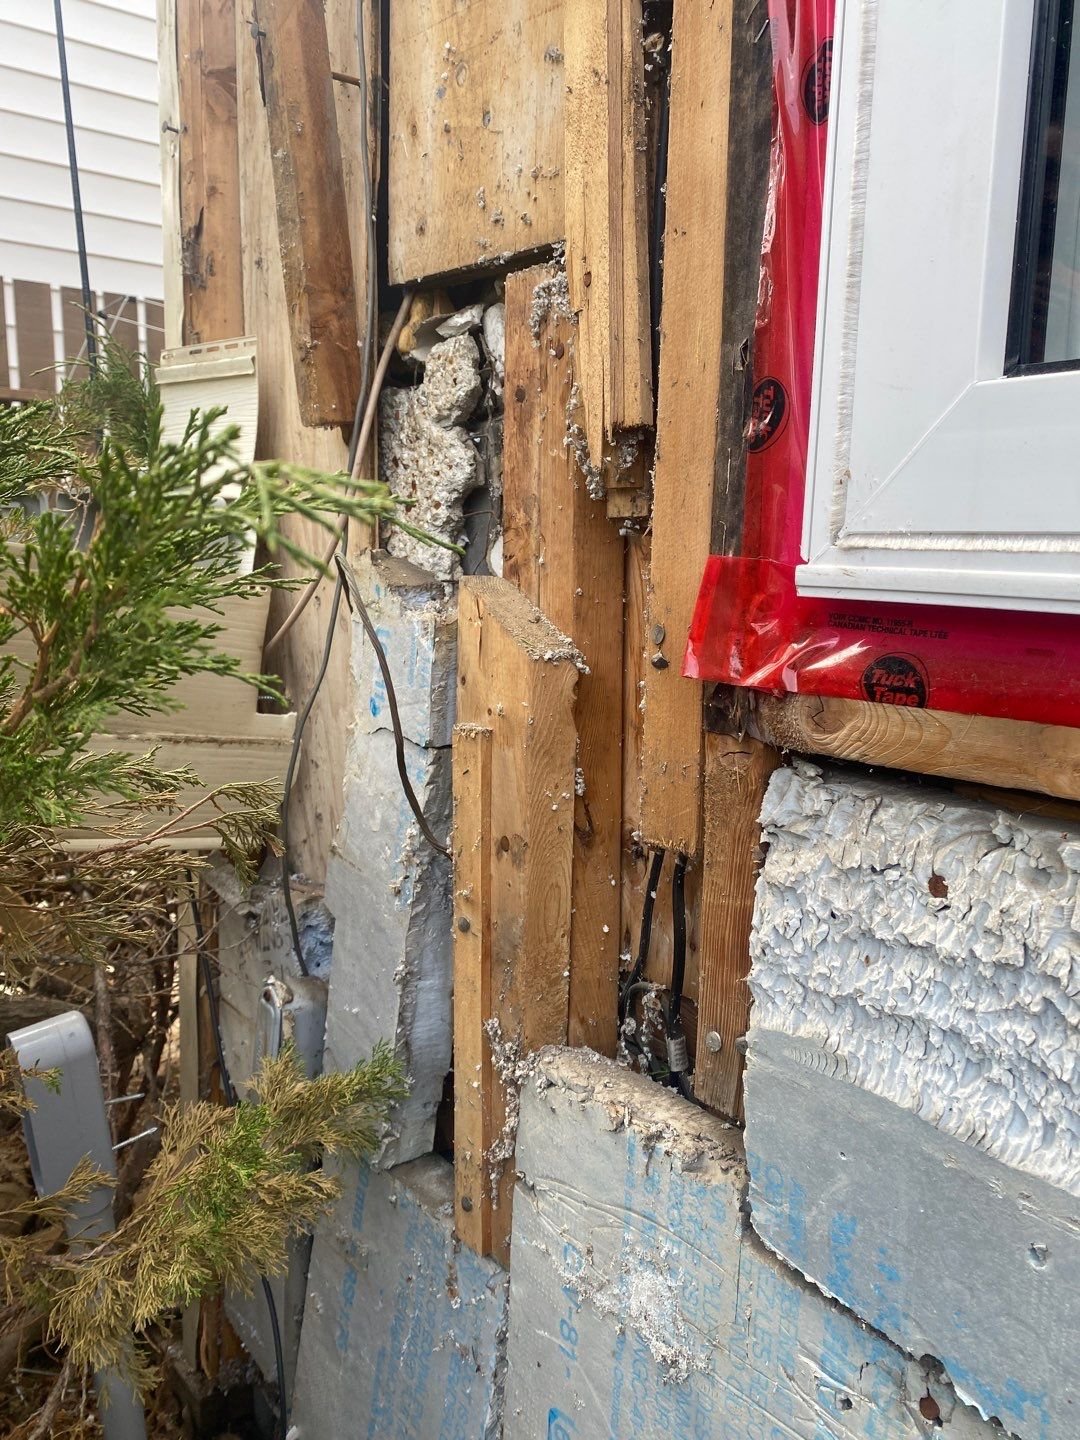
[379,336,485,579]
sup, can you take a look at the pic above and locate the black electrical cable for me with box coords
[334,553,451,859]
[620,848,666,1019]
[278,0,380,979]
[667,852,688,1030]
[53,0,97,374]
[188,892,287,1440]
[280,570,346,978]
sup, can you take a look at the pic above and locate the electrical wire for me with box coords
[620,848,666,1019]
[667,852,688,1031]
[263,286,414,659]
[334,553,451,858]
[189,892,287,1440]
[279,570,346,978]
[274,0,388,980]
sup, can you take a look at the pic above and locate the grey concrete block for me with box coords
[290,1156,507,1440]
[505,1048,996,1440]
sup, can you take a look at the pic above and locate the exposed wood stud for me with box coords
[503,265,625,1056]
[254,0,361,427]
[640,0,736,857]
[694,731,780,1119]
[564,0,652,473]
[455,578,579,1265]
[177,0,244,345]
[452,724,495,1256]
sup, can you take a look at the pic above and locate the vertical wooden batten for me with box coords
[158,0,184,349]
[176,0,244,345]
[455,578,579,1265]
[253,0,361,428]
[563,0,653,475]
[235,0,377,882]
[503,265,625,1057]
[693,730,779,1118]
[452,724,495,1257]
[639,0,736,858]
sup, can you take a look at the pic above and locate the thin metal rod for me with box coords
[113,1125,158,1152]
[54,0,97,373]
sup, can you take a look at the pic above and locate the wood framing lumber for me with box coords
[455,578,580,1264]
[752,694,1080,802]
[693,730,780,1120]
[158,0,184,350]
[235,0,374,881]
[503,265,624,1056]
[563,0,652,472]
[254,0,361,427]
[176,0,244,345]
[639,0,736,857]
[452,724,495,1256]
[388,1,565,283]
[711,0,775,556]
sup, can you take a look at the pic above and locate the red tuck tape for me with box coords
[684,0,1080,729]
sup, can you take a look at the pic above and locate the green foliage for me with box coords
[2,1046,405,1386]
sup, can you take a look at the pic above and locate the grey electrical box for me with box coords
[8,1012,147,1440]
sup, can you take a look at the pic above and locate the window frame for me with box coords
[797,0,1080,616]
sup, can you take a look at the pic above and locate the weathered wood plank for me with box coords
[452,724,494,1255]
[564,0,652,472]
[503,265,624,1055]
[753,695,1080,803]
[254,0,360,427]
[388,0,565,283]
[157,0,184,349]
[694,730,780,1119]
[456,578,579,1264]
[639,0,735,857]
[177,0,244,344]
[712,1,777,556]
[235,0,375,881]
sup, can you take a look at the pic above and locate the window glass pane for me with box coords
[1044,10,1080,359]
[1011,0,1080,368]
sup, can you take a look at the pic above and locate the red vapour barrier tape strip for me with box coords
[684,0,1080,728]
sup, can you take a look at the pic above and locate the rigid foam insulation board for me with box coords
[206,862,332,1388]
[745,761,1080,1440]
[289,1154,507,1440]
[324,551,456,1167]
[505,1048,997,1440]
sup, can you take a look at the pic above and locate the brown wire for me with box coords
[264,287,415,657]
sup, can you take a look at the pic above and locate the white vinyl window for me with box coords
[799,0,1080,614]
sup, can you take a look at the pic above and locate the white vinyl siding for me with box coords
[0,0,161,297]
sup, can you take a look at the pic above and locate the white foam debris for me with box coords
[750,761,1080,1193]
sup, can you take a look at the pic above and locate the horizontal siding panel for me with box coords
[0,20,157,104]
[0,65,158,144]
[0,197,162,268]
[0,109,160,185]
[0,0,154,58]
[0,239,162,297]
[0,154,161,226]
